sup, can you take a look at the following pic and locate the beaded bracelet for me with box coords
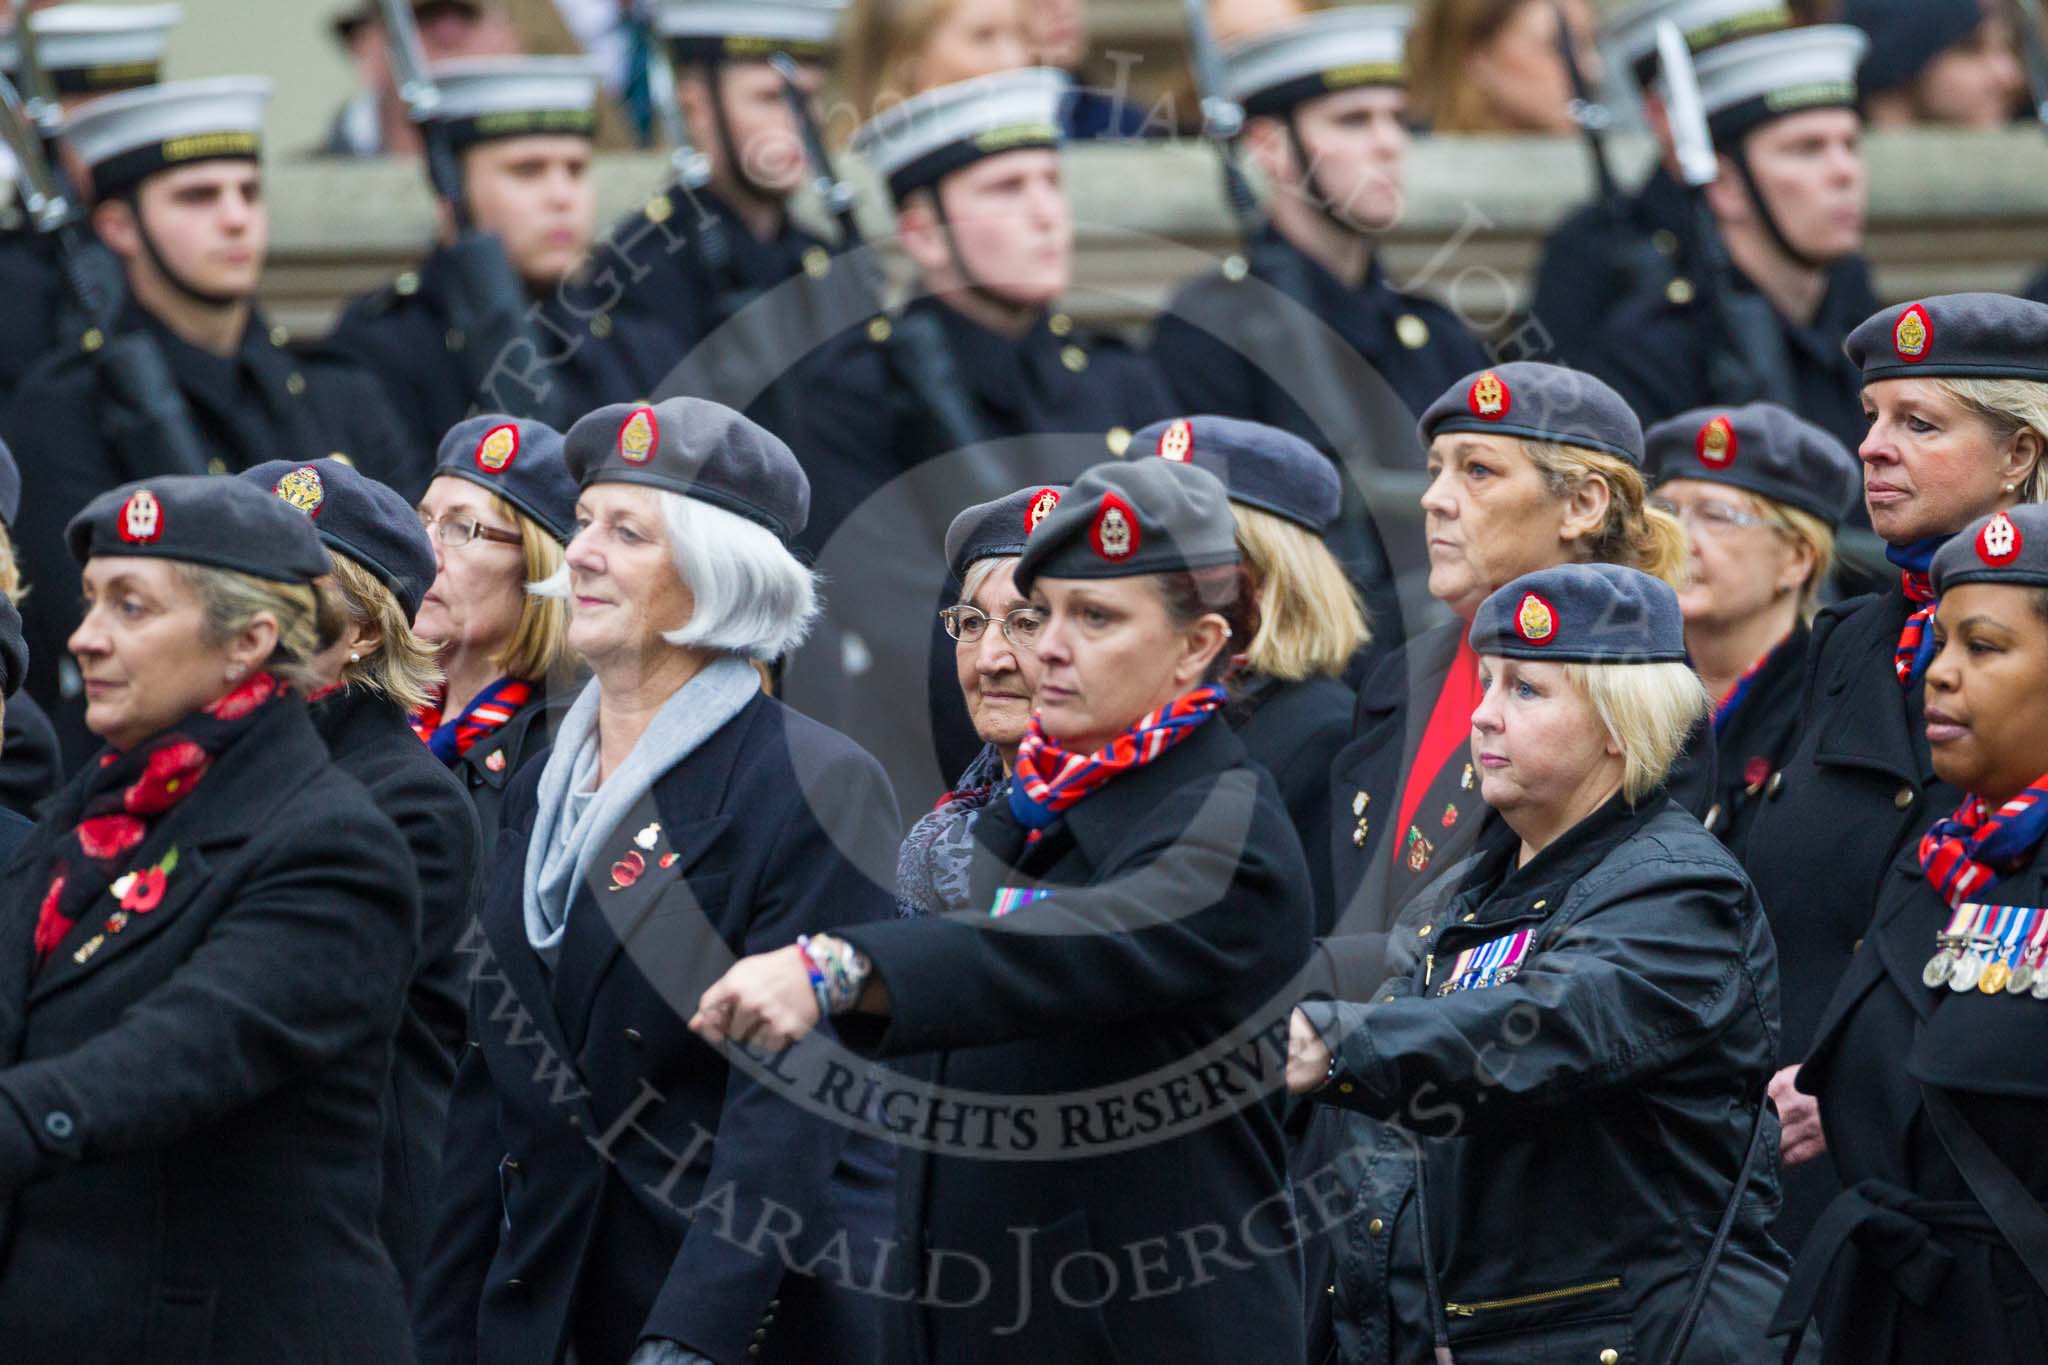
[795,934,829,1015]
[797,933,871,1016]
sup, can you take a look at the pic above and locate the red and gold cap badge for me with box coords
[1893,303,1932,363]
[272,465,326,517]
[1468,371,1510,420]
[475,423,519,474]
[1514,592,1557,645]
[1090,493,1141,562]
[1977,511,2022,567]
[119,489,163,544]
[1024,486,1062,533]
[1156,419,1193,462]
[619,407,657,464]
[1696,414,1738,469]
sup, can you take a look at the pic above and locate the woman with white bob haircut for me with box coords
[1290,562,1794,1364]
[416,398,900,1365]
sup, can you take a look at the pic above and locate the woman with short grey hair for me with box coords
[417,399,900,1365]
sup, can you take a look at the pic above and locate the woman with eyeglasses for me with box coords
[1644,403,1861,857]
[899,485,1061,917]
[411,415,581,856]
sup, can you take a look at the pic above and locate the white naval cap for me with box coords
[0,4,182,96]
[1223,6,1411,118]
[1601,0,1789,88]
[1657,23,1868,142]
[428,55,601,146]
[654,0,846,62]
[851,66,1066,204]
[65,75,271,201]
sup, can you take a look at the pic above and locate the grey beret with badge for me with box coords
[563,397,810,543]
[240,458,439,622]
[1131,415,1341,534]
[1470,562,1688,664]
[1602,0,1788,89]
[436,414,579,544]
[851,66,1067,205]
[1645,402,1861,526]
[1657,23,1867,143]
[1222,5,1410,118]
[428,55,600,149]
[1420,362,1646,466]
[1014,458,1239,592]
[655,0,845,63]
[1846,293,2048,385]
[1932,506,2048,595]
[68,475,330,584]
[65,74,272,202]
[0,3,181,96]
[945,484,1067,583]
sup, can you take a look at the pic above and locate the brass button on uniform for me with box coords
[1417,924,1432,939]
[285,372,307,396]
[644,193,673,224]
[623,1027,644,1044]
[1352,825,1367,847]
[1894,785,1915,810]
[394,270,421,296]
[1367,1218,1384,1236]
[1703,802,1722,833]
[801,245,831,279]
[866,316,892,344]
[1106,426,1131,456]
[1666,276,1696,306]
[1600,1350,1620,1365]
[81,327,104,353]
[1379,994,1395,1003]
[1060,344,1088,373]
[1337,1081,1355,1094]
[1395,313,1430,349]
[1461,912,1476,922]
[1047,312,1073,336]
[1533,899,1547,910]
[1221,253,1249,281]
[590,313,613,339]
[1767,771,1785,799]
[206,457,227,476]
[268,324,290,347]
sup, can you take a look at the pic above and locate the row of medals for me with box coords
[1923,930,2048,998]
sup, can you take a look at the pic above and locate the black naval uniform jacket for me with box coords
[0,699,420,1365]
[1743,587,1960,1250]
[415,690,900,1365]
[4,305,414,764]
[0,690,63,820]
[834,716,1316,1365]
[1782,835,2048,1362]
[1302,795,1792,1365]
[313,687,484,1297]
[1703,623,1814,860]
[1229,670,1357,936]
[1584,255,1880,456]
[324,246,684,456]
[1526,167,1691,372]
[442,684,576,865]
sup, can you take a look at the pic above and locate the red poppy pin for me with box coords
[1743,756,1771,791]
[484,750,507,773]
[1024,487,1061,534]
[1468,371,1510,420]
[609,849,646,891]
[118,489,163,544]
[109,847,179,918]
[475,423,519,474]
[1090,493,1141,562]
[1514,592,1558,645]
[1156,419,1193,462]
[1893,303,1932,363]
[1696,415,1737,469]
[619,407,657,464]
[1977,510,2022,567]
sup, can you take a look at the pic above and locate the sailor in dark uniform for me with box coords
[1149,6,1486,435]
[1770,503,2048,1363]
[1579,23,1880,453]
[1644,402,1861,857]
[780,67,1176,811]
[3,75,413,765]
[323,57,678,453]
[1527,0,1792,370]
[1743,294,2048,1254]
[0,2,180,397]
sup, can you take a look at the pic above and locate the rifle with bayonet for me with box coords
[1655,20,1797,409]
[1553,2,1672,305]
[378,0,568,427]
[768,52,987,459]
[0,70,211,477]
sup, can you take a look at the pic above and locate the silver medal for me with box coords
[1923,948,1957,989]
[2010,962,2036,994]
[1949,952,1985,992]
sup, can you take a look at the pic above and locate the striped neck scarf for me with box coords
[1009,684,1227,838]
[1713,633,1791,737]
[1919,779,2048,907]
[410,675,534,762]
[1888,536,1947,688]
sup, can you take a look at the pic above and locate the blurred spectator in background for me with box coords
[321,0,520,157]
[1407,0,1600,135]
[1025,0,1147,138]
[1845,0,2025,131]
[836,0,1026,134]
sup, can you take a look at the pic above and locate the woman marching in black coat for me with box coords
[698,457,1316,1364]
[0,477,420,1364]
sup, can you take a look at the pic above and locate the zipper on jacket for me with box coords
[1443,1277,1622,1317]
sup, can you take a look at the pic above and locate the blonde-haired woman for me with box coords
[1326,361,1697,942]
[1744,294,2048,1255]
[1644,403,1861,858]
[1131,415,1366,932]
[836,0,1027,132]
[0,434,59,816]
[0,477,419,1363]
[242,457,483,1297]
[411,415,579,856]
[1290,562,1790,1364]
[1407,0,1600,134]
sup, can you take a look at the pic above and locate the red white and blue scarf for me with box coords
[1919,777,2048,908]
[1889,536,1946,688]
[1713,634,1790,737]
[1008,684,1227,838]
[409,675,534,762]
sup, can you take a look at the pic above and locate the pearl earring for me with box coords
[2006,483,2016,494]
[348,650,361,663]
[225,665,242,681]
